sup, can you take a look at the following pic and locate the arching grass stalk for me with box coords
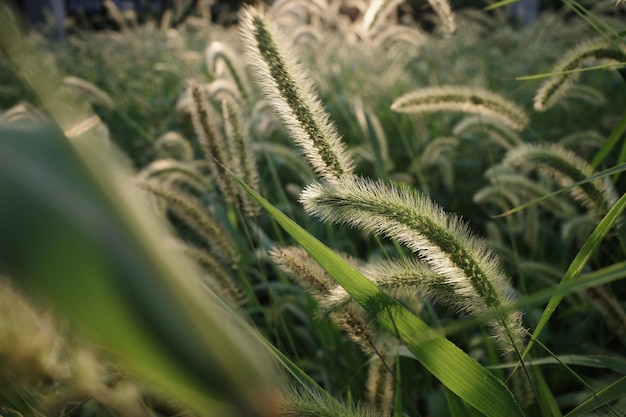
[240,6,354,183]
[300,177,526,354]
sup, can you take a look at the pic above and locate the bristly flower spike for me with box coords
[426,0,457,35]
[188,81,238,205]
[221,99,262,217]
[240,6,354,183]
[301,178,525,353]
[392,86,528,131]
[534,37,626,112]
[503,143,619,218]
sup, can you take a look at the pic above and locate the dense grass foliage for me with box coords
[1,0,626,416]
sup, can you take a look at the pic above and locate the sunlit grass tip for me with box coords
[239,5,354,183]
[427,0,457,35]
[362,0,405,35]
[392,86,528,131]
[533,37,626,112]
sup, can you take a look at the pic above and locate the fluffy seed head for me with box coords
[534,37,626,111]
[392,86,528,131]
[503,143,619,217]
[301,178,525,352]
[240,6,354,182]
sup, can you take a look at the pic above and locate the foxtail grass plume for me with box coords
[270,246,338,297]
[558,130,605,152]
[173,239,245,307]
[534,37,626,111]
[270,245,390,357]
[205,79,246,110]
[205,41,251,104]
[322,257,450,315]
[453,115,523,150]
[392,86,528,131]
[562,84,606,107]
[222,99,261,217]
[479,169,577,219]
[502,144,619,218]
[585,286,626,347]
[419,136,458,190]
[188,81,238,205]
[240,6,354,183]
[138,180,240,268]
[138,159,213,192]
[276,386,381,417]
[154,132,194,161]
[367,350,396,417]
[271,245,398,414]
[371,25,427,55]
[300,178,525,353]
[62,76,115,109]
[426,0,457,35]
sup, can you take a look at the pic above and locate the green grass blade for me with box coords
[236,179,523,417]
[591,111,626,169]
[444,389,478,417]
[515,63,626,81]
[493,355,626,375]
[564,376,626,417]
[484,0,521,11]
[530,367,562,417]
[521,191,626,360]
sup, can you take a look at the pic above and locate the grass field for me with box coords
[1,1,626,416]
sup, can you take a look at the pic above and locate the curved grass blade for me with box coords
[495,163,626,218]
[484,0,521,11]
[529,367,562,417]
[492,355,626,375]
[564,376,626,417]
[515,63,626,81]
[591,111,626,169]
[235,178,523,417]
[521,191,626,361]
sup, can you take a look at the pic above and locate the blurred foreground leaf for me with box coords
[0,123,277,417]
